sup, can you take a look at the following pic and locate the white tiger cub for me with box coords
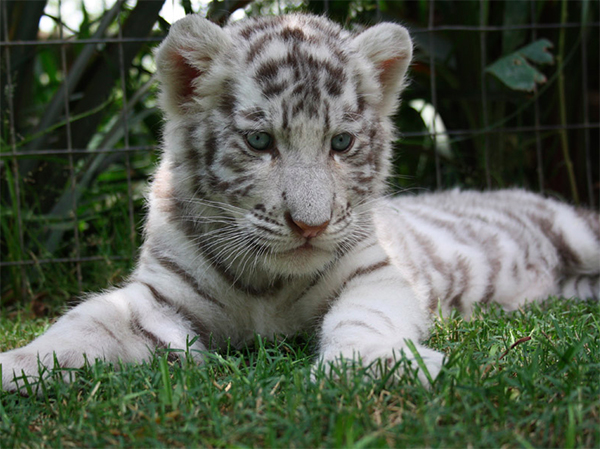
[1,14,599,393]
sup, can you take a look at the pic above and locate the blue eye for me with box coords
[246,132,273,151]
[331,132,354,152]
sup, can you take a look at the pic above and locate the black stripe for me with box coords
[204,130,219,170]
[91,318,119,343]
[291,269,330,305]
[409,230,447,276]
[220,150,247,174]
[149,248,225,310]
[141,281,177,309]
[528,213,581,268]
[130,311,168,351]
[350,185,370,196]
[345,258,391,286]
[390,218,436,305]
[325,258,392,308]
[253,223,283,236]
[281,98,290,131]
[240,108,266,122]
[409,209,506,306]
[252,211,284,229]
[446,256,471,313]
[460,225,501,304]
[182,124,200,174]
[239,19,277,41]
[280,27,306,42]
[246,33,271,62]
[333,320,383,335]
[255,60,280,83]
[196,235,285,297]
[358,306,395,330]
[575,207,600,242]
[218,79,237,117]
[168,194,282,297]
[140,281,212,349]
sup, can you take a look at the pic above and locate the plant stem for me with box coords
[557,0,579,204]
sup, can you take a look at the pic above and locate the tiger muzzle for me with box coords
[285,212,330,238]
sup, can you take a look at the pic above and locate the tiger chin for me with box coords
[1,14,598,395]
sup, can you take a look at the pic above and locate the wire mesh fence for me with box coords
[1,0,598,308]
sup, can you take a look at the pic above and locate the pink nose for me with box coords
[285,213,329,239]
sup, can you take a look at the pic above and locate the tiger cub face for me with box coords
[154,14,412,276]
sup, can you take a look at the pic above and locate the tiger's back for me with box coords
[378,190,599,317]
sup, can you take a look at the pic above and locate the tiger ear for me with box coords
[352,23,413,116]
[155,14,232,116]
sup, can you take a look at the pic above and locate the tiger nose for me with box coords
[285,213,330,239]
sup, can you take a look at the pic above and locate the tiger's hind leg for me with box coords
[559,274,599,300]
[552,205,600,301]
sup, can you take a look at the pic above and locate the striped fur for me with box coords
[1,14,598,393]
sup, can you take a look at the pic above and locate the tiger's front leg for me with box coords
[315,247,444,385]
[0,282,205,395]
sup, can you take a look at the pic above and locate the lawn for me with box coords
[1,297,598,448]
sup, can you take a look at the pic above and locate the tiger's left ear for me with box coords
[155,14,232,117]
[352,23,413,116]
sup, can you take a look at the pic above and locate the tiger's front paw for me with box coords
[313,342,445,387]
[1,350,45,395]
[0,348,84,395]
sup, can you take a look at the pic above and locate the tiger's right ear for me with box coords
[155,14,232,116]
[352,22,413,116]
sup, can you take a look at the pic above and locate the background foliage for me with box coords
[1,0,598,312]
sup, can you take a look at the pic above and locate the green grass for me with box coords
[1,297,598,448]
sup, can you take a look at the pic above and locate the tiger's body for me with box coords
[2,14,598,393]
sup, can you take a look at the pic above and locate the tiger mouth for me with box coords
[295,240,315,251]
[281,241,314,254]
[279,239,328,256]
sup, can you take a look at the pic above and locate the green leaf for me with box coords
[486,39,554,92]
[520,39,555,64]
